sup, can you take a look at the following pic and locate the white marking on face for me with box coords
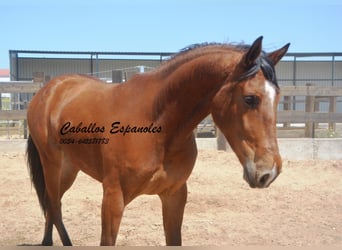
[264,80,276,108]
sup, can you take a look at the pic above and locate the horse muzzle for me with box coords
[243,161,280,188]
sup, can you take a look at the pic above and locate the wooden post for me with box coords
[217,128,227,151]
[304,84,315,138]
[329,96,337,132]
[45,75,51,83]
[33,72,45,83]
[23,72,45,139]
[283,96,291,128]
[112,70,123,83]
[314,96,320,129]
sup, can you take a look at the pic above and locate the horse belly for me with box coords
[61,146,103,181]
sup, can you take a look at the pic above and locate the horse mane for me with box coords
[152,42,279,121]
[151,43,228,120]
[178,42,225,53]
[156,43,233,78]
[164,42,279,88]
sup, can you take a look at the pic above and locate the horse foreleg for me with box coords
[100,181,125,245]
[159,183,187,246]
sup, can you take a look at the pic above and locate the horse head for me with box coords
[211,37,290,188]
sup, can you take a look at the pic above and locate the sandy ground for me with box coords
[0,149,341,246]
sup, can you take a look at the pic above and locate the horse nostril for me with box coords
[259,173,270,186]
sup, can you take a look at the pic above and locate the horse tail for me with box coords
[27,135,47,213]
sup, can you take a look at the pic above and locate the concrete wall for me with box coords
[195,138,342,160]
[277,138,342,160]
[1,138,341,160]
[195,138,217,151]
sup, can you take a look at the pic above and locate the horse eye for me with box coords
[243,95,260,109]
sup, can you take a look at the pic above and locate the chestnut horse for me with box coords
[26,36,289,246]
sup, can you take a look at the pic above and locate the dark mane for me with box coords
[152,42,279,121]
[178,42,224,53]
[172,42,279,88]
[157,42,234,78]
[153,43,234,121]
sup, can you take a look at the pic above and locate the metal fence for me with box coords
[9,50,342,85]
[2,51,342,139]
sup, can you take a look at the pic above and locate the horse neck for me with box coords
[153,52,236,144]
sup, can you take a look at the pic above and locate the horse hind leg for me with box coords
[44,158,79,246]
[41,159,77,246]
[42,197,71,246]
[42,203,70,246]
[28,140,75,246]
[56,162,80,244]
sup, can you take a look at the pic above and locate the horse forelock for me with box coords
[237,50,279,89]
[260,55,279,88]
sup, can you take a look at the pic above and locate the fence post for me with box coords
[329,96,337,132]
[45,75,51,83]
[112,70,123,83]
[313,96,321,129]
[305,83,315,138]
[283,96,291,128]
[217,129,227,151]
[23,72,45,139]
[33,72,45,83]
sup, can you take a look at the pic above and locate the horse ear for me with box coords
[244,36,263,67]
[267,43,290,66]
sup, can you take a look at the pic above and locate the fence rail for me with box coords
[279,85,342,123]
[277,111,342,123]
[0,110,27,120]
[0,81,42,93]
[280,85,342,97]
[278,84,342,137]
[0,81,41,122]
[1,81,341,138]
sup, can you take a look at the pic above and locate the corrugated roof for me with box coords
[9,50,174,57]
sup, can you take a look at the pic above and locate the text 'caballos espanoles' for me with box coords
[59,121,162,144]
